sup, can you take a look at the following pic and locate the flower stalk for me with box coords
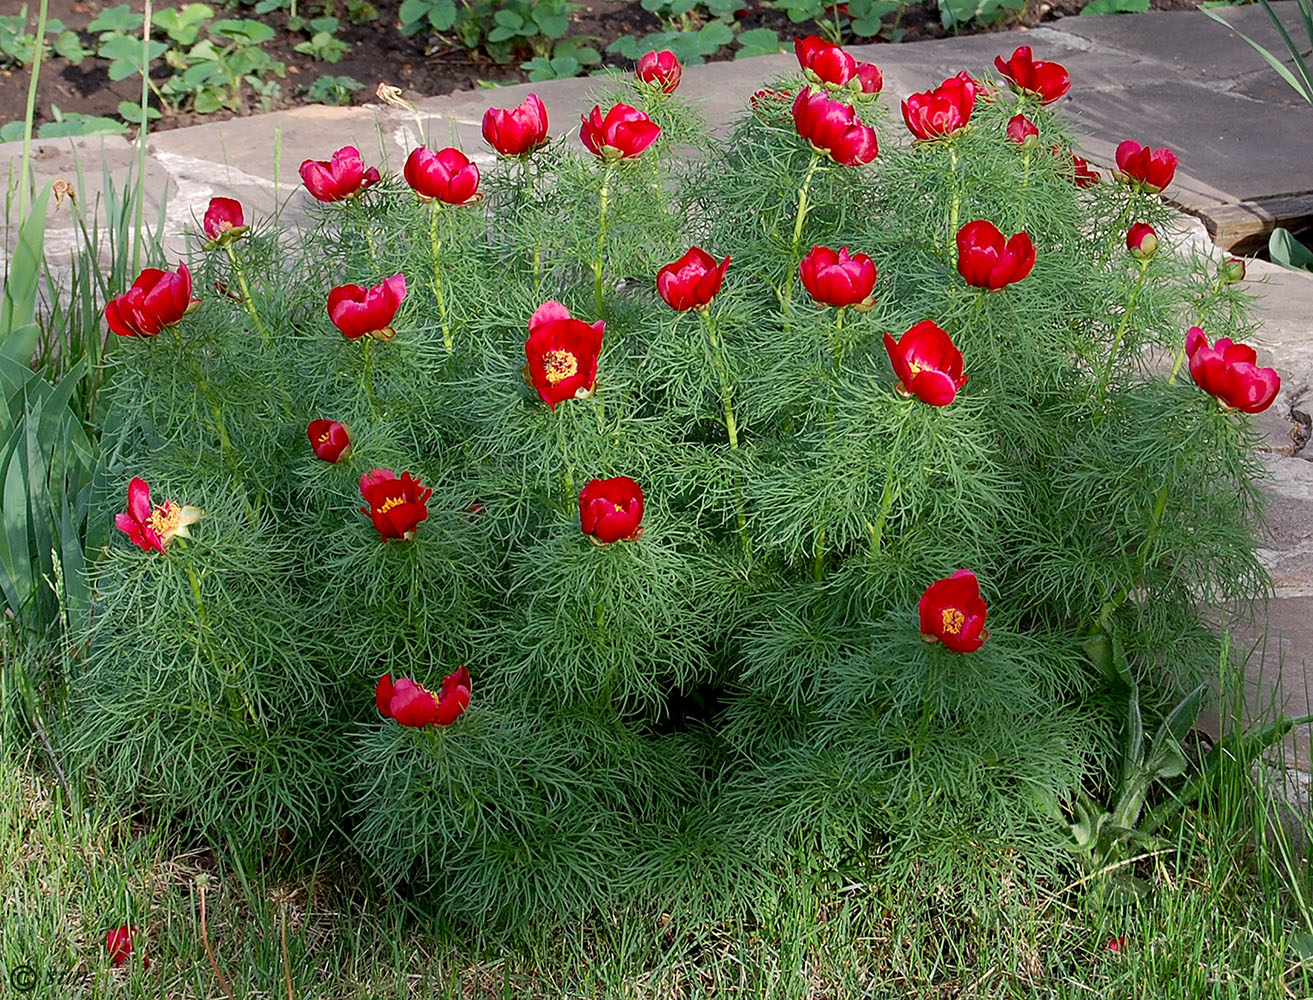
[783,150,824,309]
[1097,254,1151,401]
[594,161,617,315]
[429,203,453,354]
[222,243,268,344]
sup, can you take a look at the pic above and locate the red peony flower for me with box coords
[956,220,1035,290]
[327,274,407,341]
[306,419,351,463]
[376,666,471,727]
[855,62,884,98]
[1005,113,1038,147]
[919,569,989,653]
[1126,222,1158,260]
[901,72,977,141]
[403,146,482,205]
[359,468,432,540]
[115,477,204,555]
[202,197,247,246]
[798,245,877,309]
[792,89,878,166]
[795,34,857,89]
[994,45,1071,104]
[1185,327,1281,414]
[657,247,731,311]
[882,320,967,406]
[299,145,380,202]
[482,93,549,156]
[579,103,662,161]
[524,301,606,409]
[636,49,682,93]
[106,925,150,969]
[105,263,200,338]
[1114,140,1178,194]
[579,476,644,544]
[1106,936,1127,954]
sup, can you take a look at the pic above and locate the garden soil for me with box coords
[0,0,1203,136]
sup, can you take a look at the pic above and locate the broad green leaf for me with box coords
[1269,227,1313,271]
[1,185,50,366]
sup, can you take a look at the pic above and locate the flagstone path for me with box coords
[3,3,1311,769]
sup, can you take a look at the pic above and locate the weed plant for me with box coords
[64,59,1271,931]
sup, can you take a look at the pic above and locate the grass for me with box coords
[4,670,1313,1000]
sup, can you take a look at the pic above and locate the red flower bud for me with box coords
[306,419,351,462]
[636,49,682,94]
[202,197,247,246]
[1106,936,1127,954]
[376,666,471,727]
[797,245,876,309]
[795,34,857,89]
[956,220,1035,290]
[791,89,878,166]
[1126,222,1158,260]
[359,468,432,540]
[855,62,884,98]
[883,320,967,406]
[901,73,977,141]
[1185,326,1280,414]
[1005,114,1038,147]
[115,477,204,554]
[1114,140,1178,194]
[299,145,381,202]
[1220,256,1246,284]
[750,87,794,121]
[919,569,989,653]
[524,301,605,409]
[105,263,200,338]
[579,103,662,161]
[579,476,644,544]
[404,146,482,205]
[1067,151,1101,188]
[482,93,550,157]
[994,45,1071,105]
[327,274,407,341]
[657,247,731,311]
[106,925,149,969]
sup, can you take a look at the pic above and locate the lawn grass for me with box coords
[4,680,1313,1000]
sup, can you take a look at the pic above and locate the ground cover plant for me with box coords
[48,34,1292,947]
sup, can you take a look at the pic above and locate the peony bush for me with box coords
[66,39,1277,928]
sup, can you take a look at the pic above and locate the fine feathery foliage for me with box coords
[62,59,1272,928]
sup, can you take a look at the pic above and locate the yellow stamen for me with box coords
[544,349,579,385]
[941,608,966,635]
[377,496,405,515]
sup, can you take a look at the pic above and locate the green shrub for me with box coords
[65,56,1269,930]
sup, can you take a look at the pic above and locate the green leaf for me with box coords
[118,100,162,121]
[1269,227,1313,271]
[98,34,168,81]
[211,18,277,45]
[1,184,50,366]
[1080,0,1150,15]
[309,16,340,32]
[37,115,127,138]
[52,30,91,64]
[87,4,142,34]
[735,27,780,58]
[1144,684,1204,779]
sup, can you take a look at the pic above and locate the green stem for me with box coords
[1170,277,1225,384]
[782,150,823,311]
[813,526,827,581]
[832,307,846,372]
[700,308,739,450]
[531,244,542,294]
[183,548,259,727]
[869,403,915,554]
[133,0,152,274]
[947,144,961,265]
[16,0,50,225]
[1018,147,1033,226]
[429,204,452,355]
[555,409,576,504]
[223,243,268,344]
[593,162,616,316]
[1097,255,1150,401]
[361,338,378,419]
